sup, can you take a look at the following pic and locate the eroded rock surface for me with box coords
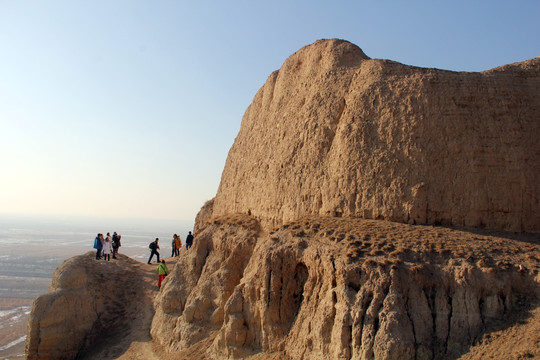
[152,39,540,359]
[151,214,260,352]
[212,39,540,232]
[152,214,540,359]
[26,254,152,360]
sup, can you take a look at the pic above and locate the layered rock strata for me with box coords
[212,39,540,232]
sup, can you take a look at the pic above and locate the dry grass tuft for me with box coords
[212,214,261,233]
[270,216,540,273]
[363,259,377,268]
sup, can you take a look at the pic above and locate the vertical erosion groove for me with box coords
[197,249,211,284]
[267,269,272,308]
[288,263,309,328]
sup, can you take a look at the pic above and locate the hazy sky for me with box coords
[1,1,538,222]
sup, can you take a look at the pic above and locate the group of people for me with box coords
[148,231,195,289]
[170,231,194,256]
[92,230,195,289]
[147,231,194,265]
[93,232,122,261]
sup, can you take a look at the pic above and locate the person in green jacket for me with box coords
[157,260,169,289]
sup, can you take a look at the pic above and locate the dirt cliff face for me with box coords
[150,40,540,359]
[212,39,540,232]
[152,213,540,360]
[25,254,155,360]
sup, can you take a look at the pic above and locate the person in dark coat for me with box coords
[185,231,194,250]
[148,238,160,264]
[112,232,121,259]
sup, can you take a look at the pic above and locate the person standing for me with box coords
[148,238,160,264]
[93,233,102,260]
[99,233,105,259]
[103,235,112,261]
[185,231,194,250]
[171,235,177,257]
[112,232,121,259]
[174,234,182,256]
[157,260,169,289]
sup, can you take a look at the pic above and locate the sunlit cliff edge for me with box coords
[26,39,540,360]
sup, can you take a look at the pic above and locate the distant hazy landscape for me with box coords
[0,214,193,359]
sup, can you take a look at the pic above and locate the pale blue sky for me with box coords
[0,1,538,222]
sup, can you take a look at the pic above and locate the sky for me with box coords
[0,1,538,223]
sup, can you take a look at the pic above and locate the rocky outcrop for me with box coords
[153,214,540,359]
[151,214,260,352]
[212,39,540,232]
[25,254,152,360]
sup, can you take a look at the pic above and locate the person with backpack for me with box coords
[157,259,169,289]
[148,238,160,264]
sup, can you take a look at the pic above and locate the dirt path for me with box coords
[85,255,282,360]
[81,255,180,360]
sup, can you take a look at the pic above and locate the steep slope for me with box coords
[152,213,540,359]
[212,39,540,232]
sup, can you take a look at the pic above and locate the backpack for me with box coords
[149,241,156,250]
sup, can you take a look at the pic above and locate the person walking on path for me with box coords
[157,260,169,289]
[103,235,112,261]
[185,231,194,250]
[174,234,182,256]
[93,233,102,260]
[148,238,160,264]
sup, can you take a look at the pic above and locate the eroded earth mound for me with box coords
[151,212,540,360]
[153,39,540,359]
[26,254,156,360]
[213,39,540,232]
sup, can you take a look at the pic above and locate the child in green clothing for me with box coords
[157,260,169,289]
